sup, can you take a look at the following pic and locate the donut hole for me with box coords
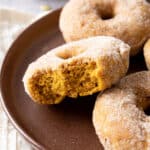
[144,107,150,116]
[56,46,85,59]
[96,3,115,20]
[101,11,114,20]
[139,97,150,116]
[143,98,150,116]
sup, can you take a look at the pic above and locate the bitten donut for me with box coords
[60,0,150,55]
[93,71,150,150]
[23,36,130,104]
[144,39,150,70]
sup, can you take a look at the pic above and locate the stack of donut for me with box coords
[23,0,150,149]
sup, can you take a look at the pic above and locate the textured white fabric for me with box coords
[0,8,35,150]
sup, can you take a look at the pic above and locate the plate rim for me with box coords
[0,8,62,150]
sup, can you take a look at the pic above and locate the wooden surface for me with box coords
[0,0,67,14]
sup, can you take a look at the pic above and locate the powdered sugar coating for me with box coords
[93,71,150,150]
[60,0,150,55]
[23,36,130,103]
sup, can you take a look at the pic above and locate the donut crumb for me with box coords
[27,60,105,104]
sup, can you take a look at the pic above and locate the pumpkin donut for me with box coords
[60,0,150,55]
[144,39,150,70]
[93,71,150,150]
[23,36,130,104]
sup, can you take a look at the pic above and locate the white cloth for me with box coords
[0,8,36,150]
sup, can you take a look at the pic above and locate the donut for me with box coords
[23,36,130,104]
[93,71,150,150]
[59,0,150,55]
[144,39,150,70]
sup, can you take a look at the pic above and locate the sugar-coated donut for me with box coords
[23,36,130,104]
[93,71,150,150]
[60,0,150,55]
[144,39,150,70]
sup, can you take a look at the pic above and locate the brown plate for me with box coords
[0,9,147,150]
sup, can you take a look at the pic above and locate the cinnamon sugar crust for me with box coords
[93,71,150,150]
[60,0,150,55]
[23,36,130,104]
